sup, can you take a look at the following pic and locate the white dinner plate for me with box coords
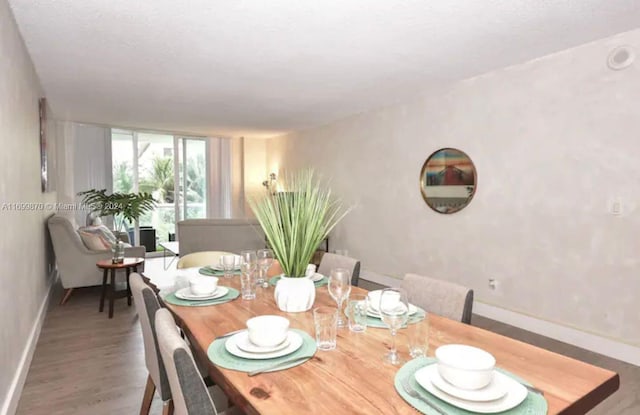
[175,286,229,301]
[417,363,507,402]
[366,304,418,318]
[212,264,241,272]
[310,273,324,282]
[414,364,527,413]
[235,332,291,354]
[225,331,303,360]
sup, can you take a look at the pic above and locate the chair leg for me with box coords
[140,375,155,415]
[60,288,74,305]
[162,399,174,415]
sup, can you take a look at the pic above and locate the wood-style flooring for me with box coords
[16,264,639,414]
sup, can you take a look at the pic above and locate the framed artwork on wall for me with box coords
[419,147,477,214]
[39,97,47,192]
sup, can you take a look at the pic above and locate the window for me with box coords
[111,129,209,249]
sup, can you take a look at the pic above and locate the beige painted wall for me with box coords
[267,29,640,346]
[0,0,57,408]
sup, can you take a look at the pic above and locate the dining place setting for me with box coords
[207,315,317,377]
[162,273,240,307]
[394,344,548,414]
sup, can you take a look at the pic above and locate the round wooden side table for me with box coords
[96,257,145,318]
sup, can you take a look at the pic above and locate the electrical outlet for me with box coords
[488,278,502,296]
[609,197,623,215]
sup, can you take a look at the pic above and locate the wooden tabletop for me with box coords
[96,257,145,269]
[163,274,619,415]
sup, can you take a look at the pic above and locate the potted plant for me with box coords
[78,189,157,236]
[248,169,350,312]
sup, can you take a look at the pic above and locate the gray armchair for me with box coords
[47,214,145,304]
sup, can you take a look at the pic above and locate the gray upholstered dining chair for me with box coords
[317,253,361,286]
[401,273,474,324]
[130,273,173,415]
[155,308,240,415]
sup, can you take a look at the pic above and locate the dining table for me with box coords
[152,268,619,415]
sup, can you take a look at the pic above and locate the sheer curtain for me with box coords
[208,136,243,218]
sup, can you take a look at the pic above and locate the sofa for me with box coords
[177,218,265,256]
[48,214,146,304]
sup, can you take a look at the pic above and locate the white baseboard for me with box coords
[361,269,640,367]
[473,302,640,367]
[1,271,58,415]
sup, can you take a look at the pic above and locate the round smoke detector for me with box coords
[607,45,635,70]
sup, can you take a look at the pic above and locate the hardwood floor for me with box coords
[16,263,639,414]
[16,284,164,415]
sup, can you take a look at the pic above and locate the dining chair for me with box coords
[317,252,361,286]
[130,273,173,415]
[176,251,235,269]
[401,273,474,324]
[155,308,240,415]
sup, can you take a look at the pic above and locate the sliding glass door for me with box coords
[111,130,209,250]
[177,137,208,221]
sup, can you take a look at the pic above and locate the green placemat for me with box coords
[207,329,317,373]
[268,275,328,288]
[164,287,239,307]
[199,266,240,277]
[366,307,426,328]
[395,357,548,415]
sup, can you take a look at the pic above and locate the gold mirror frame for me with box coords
[420,148,477,214]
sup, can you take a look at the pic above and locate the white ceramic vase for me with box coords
[274,275,315,312]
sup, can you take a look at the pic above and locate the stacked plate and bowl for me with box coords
[224,315,304,359]
[414,345,529,413]
[174,276,229,301]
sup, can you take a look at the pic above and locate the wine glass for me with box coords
[379,287,409,365]
[256,248,274,285]
[328,268,351,328]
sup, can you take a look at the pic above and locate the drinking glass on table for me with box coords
[379,287,409,365]
[313,306,338,351]
[221,254,237,279]
[256,248,273,284]
[347,294,368,333]
[240,250,257,277]
[328,268,351,328]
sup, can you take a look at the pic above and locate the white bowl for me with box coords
[367,290,403,312]
[246,315,290,348]
[189,277,218,296]
[435,344,496,390]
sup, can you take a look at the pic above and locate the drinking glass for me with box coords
[239,250,257,280]
[221,254,236,279]
[256,248,273,285]
[406,314,429,358]
[347,294,368,333]
[240,272,257,300]
[328,268,351,328]
[379,288,409,365]
[313,306,338,351]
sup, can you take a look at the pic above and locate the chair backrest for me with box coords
[177,251,234,269]
[318,253,361,286]
[130,273,171,401]
[48,214,92,257]
[401,273,473,324]
[177,218,264,256]
[155,309,218,415]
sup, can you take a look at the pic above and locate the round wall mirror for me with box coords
[420,148,477,214]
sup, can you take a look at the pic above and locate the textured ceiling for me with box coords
[8,0,640,138]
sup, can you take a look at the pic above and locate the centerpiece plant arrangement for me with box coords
[248,169,350,312]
